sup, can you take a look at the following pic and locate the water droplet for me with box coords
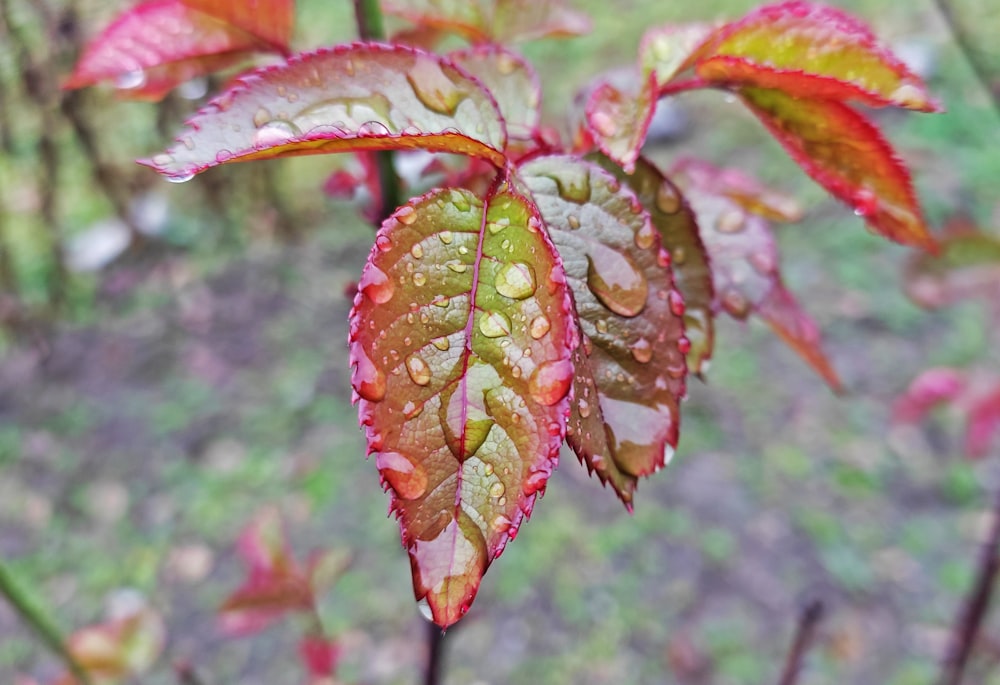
[252,107,272,128]
[655,182,681,214]
[115,70,146,90]
[375,234,392,252]
[438,230,453,244]
[410,243,424,259]
[722,288,750,317]
[595,319,609,334]
[578,398,591,418]
[546,167,591,204]
[450,190,471,212]
[406,354,432,386]
[496,52,518,75]
[672,247,686,265]
[630,338,653,363]
[853,188,878,217]
[417,598,434,622]
[376,451,427,499]
[656,248,671,268]
[749,250,775,275]
[151,153,173,167]
[397,205,417,225]
[529,315,551,339]
[412,272,427,286]
[446,260,467,274]
[358,265,394,304]
[568,215,581,230]
[352,347,386,401]
[668,290,685,317]
[165,172,194,184]
[483,463,494,476]
[891,83,928,109]
[489,217,510,234]
[716,209,745,233]
[253,119,301,147]
[501,239,512,251]
[489,482,505,498]
[591,111,617,137]
[634,222,657,250]
[528,360,573,406]
[431,336,450,351]
[523,470,548,496]
[677,337,691,354]
[586,249,648,317]
[494,262,536,300]
[407,57,464,115]
[492,514,512,533]
[479,311,511,338]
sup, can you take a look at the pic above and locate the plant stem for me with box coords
[423,621,446,685]
[0,559,92,685]
[352,0,402,225]
[933,0,1000,120]
[938,485,1000,685]
[777,599,824,685]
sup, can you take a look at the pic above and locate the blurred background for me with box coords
[1,0,999,683]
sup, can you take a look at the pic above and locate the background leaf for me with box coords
[904,222,1000,308]
[349,185,576,627]
[449,46,542,140]
[144,44,508,181]
[521,155,687,507]
[584,75,656,174]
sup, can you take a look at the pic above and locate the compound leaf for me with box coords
[449,46,541,140]
[520,155,687,507]
[739,87,935,252]
[349,185,576,627]
[65,0,292,101]
[143,44,508,181]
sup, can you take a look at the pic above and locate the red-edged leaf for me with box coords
[673,157,804,223]
[677,163,841,390]
[639,22,716,88]
[449,46,541,140]
[892,367,967,424]
[349,185,576,627]
[68,606,165,681]
[687,1,939,112]
[383,0,591,45]
[218,509,314,636]
[520,156,687,507]
[738,87,935,252]
[299,635,339,679]
[64,0,291,101]
[593,155,715,376]
[904,225,1000,308]
[584,74,656,174]
[143,44,508,181]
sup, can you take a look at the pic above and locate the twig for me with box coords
[423,620,446,685]
[353,0,402,226]
[0,559,92,685]
[938,485,1000,685]
[933,0,1000,120]
[777,599,825,685]
[174,660,209,685]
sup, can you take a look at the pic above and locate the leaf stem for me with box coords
[0,559,92,685]
[423,620,447,685]
[352,0,402,224]
[932,0,1000,120]
[938,484,1000,685]
[777,599,824,685]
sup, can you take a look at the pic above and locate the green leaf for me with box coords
[143,43,508,181]
[349,185,576,627]
[449,45,541,140]
[593,155,715,375]
[738,87,936,253]
[520,155,687,507]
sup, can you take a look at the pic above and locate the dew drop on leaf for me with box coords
[634,222,657,250]
[352,347,386,402]
[410,243,424,259]
[407,57,464,115]
[489,482,505,498]
[376,234,393,252]
[446,260,467,273]
[528,360,574,406]
[164,172,194,184]
[585,251,648,317]
[431,336,450,351]
[672,246,686,265]
[412,272,427,286]
[523,470,548,496]
[479,311,511,338]
[397,206,418,225]
[668,290,685,317]
[655,182,681,214]
[252,107,272,128]
[529,315,551,340]
[721,288,750,317]
[359,265,394,304]
[546,168,591,204]
[252,119,301,147]
[715,209,746,233]
[494,262,537,300]
[406,354,432,386]
[376,451,427,499]
[439,231,453,244]
[630,337,653,363]
[578,398,591,418]
[568,215,581,229]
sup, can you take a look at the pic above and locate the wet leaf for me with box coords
[449,46,541,140]
[143,44,508,181]
[688,1,940,111]
[639,23,716,87]
[673,157,804,223]
[904,224,1000,308]
[64,0,292,101]
[383,0,591,45]
[521,155,687,507]
[677,163,842,390]
[349,185,576,627]
[593,155,715,375]
[584,75,656,174]
[67,605,165,681]
[738,87,936,252]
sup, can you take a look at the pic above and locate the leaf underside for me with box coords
[349,185,576,627]
[520,155,688,507]
[143,43,508,181]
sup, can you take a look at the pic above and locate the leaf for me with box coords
[584,74,656,174]
[383,0,591,45]
[892,368,967,424]
[449,46,541,140]
[738,87,936,252]
[639,22,716,87]
[143,44,508,181]
[520,155,687,507]
[677,163,842,391]
[592,155,715,375]
[904,223,1000,308]
[687,1,940,111]
[299,635,339,679]
[672,157,804,223]
[966,387,1000,458]
[349,185,576,627]
[67,605,165,681]
[218,508,315,636]
[64,0,292,101]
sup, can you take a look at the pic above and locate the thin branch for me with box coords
[174,660,210,685]
[423,620,447,685]
[0,559,92,685]
[933,0,1000,120]
[938,485,1000,685]
[777,599,825,685]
